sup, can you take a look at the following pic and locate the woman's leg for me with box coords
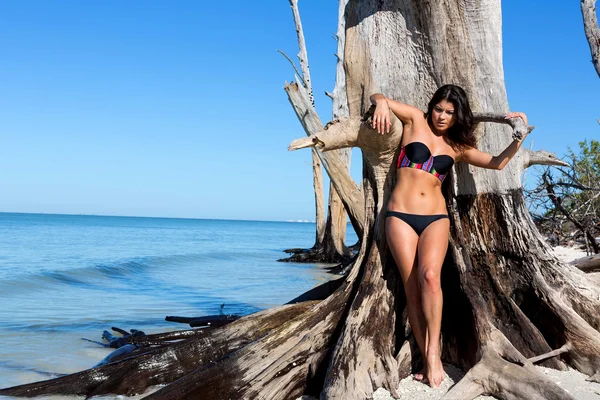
[417,217,450,387]
[385,217,428,378]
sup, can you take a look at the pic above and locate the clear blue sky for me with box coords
[0,1,598,221]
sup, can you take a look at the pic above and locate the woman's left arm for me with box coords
[461,112,529,170]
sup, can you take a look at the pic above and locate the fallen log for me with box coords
[570,253,600,273]
[165,314,240,328]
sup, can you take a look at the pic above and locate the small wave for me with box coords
[0,252,218,293]
[94,260,149,278]
[40,271,89,286]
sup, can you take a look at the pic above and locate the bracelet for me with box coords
[512,130,525,141]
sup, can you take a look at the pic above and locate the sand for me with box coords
[552,244,589,263]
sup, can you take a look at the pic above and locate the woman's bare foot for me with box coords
[426,352,445,388]
[413,367,427,381]
[413,356,428,381]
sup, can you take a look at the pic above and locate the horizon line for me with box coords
[0,211,318,224]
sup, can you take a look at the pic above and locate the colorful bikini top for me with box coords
[397,142,455,182]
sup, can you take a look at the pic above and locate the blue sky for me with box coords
[0,1,598,221]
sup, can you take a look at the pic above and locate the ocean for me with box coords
[0,213,353,392]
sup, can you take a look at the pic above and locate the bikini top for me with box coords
[397,142,455,182]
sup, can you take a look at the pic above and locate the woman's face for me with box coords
[431,99,457,133]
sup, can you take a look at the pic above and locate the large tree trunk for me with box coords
[2,1,599,399]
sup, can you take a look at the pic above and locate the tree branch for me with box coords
[331,0,350,120]
[543,171,600,253]
[277,50,306,87]
[289,0,314,104]
[549,182,600,191]
[474,112,534,140]
[528,343,572,364]
[523,149,569,169]
[284,82,365,238]
[581,0,600,78]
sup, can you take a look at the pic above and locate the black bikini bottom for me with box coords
[386,211,449,236]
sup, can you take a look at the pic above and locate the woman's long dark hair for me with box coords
[426,84,476,150]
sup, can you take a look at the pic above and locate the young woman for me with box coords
[370,85,528,387]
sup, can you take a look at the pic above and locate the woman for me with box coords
[370,85,528,388]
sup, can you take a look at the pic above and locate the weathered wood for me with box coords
[288,0,327,253]
[571,253,600,272]
[0,302,317,397]
[444,347,574,400]
[284,81,364,238]
[523,149,570,169]
[281,0,354,262]
[313,148,326,245]
[289,0,314,104]
[528,343,572,364]
[581,0,600,77]
[165,314,239,328]
[327,0,352,257]
[140,245,369,399]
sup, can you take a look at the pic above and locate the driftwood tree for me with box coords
[281,0,355,263]
[2,2,600,400]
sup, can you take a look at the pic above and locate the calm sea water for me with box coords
[0,213,352,392]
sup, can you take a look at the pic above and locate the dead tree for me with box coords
[280,0,355,263]
[542,171,600,254]
[2,2,600,399]
[525,140,600,254]
[581,0,600,77]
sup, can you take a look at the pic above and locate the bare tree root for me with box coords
[287,276,345,304]
[321,244,405,399]
[395,332,418,378]
[142,261,364,400]
[534,275,600,377]
[0,302,317,398]
[140,231,376,399]
[528,343,572,364]
[444,347,575,400]
[444,290,575,400]
[279,244,353,264]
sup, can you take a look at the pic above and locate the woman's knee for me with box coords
[419,267,441,292]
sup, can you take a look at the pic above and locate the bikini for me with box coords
[386,142,455,236]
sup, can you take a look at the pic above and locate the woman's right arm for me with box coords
[369,93,421,134]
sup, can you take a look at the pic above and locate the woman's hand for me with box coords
[505,111,528,125]
[372,99,391,134]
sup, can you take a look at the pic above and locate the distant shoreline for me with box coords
[0,211,317,224]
